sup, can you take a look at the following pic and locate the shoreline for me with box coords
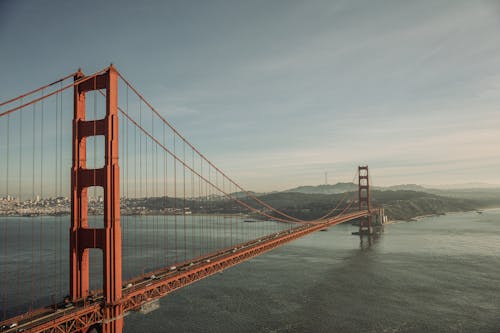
[3,207,500,221]
[389,206,500,224]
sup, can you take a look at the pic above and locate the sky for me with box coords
[1,0,500,192]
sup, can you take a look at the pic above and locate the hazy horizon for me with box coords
[1,1,499,192]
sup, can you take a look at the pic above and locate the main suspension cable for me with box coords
[0,72,76,107]
[116,72,304,223]
[0,67,108,118]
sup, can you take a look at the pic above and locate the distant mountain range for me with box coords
[422,182,500,190]
[283,182,500,209]
[382,184,429,191]
[283,182,357,194]
[218,182,500,221]
[284,182,500,195]
[284,182,432,194]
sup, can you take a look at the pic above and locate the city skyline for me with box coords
[1,1,500,192]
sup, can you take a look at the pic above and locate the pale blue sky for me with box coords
[1,0,499,191]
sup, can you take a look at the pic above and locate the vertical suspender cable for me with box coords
[17,98,23,310]
[39,90,44,304]
[54,91,59,303]
[134,98,138,277]
[125,84,130,278]
[155,116,159,269]
[58,83,63,299]
[222,175,225,248]
[30,103,35,315]
[145,104,149,272]
[200,157,204,256]
[153,112,158,269]
[208,164,212,252]
[162,120,168,265]
[229,177,232,246]
[139,99,143,270]
[53,91,58,304]
[2,112,9,314]
[144,103,149,271]
[183,140,186,261]
[2,111,9,320]
[217,172,221,250]
[214,167,217,251]
[191,149,194,258]
[163,121,167,266]
[232,182,236,244]
[173,132,178,263]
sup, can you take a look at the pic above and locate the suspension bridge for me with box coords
[0,65,380,333]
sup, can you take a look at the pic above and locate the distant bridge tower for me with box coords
[70,66,123,333]
[358,165,372,235]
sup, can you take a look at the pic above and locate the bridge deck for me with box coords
[0,211,371,333]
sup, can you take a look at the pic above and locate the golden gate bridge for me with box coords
[0,65,379,333]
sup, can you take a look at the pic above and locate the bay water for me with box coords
[125,209,500,333]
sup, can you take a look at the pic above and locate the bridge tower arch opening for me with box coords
[70,65,123,333]
[358,165,372,235]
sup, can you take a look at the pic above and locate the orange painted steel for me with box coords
[0,71,76,107]
[18,304,103,333]
[0,66,380,333]
[358,165,372,234]
[70,66,123,333]
[0,210,376,333]
[0,68,108,118]
[120,210,372,313]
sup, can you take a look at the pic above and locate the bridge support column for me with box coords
[358,165,372,235]
[71,66,123,333]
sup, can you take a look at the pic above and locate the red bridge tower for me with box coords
[358,165,372,235]
[70,66,123,333]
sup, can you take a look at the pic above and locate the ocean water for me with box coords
[124,209,500,333]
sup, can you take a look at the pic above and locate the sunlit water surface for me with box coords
[125,209,500,333]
